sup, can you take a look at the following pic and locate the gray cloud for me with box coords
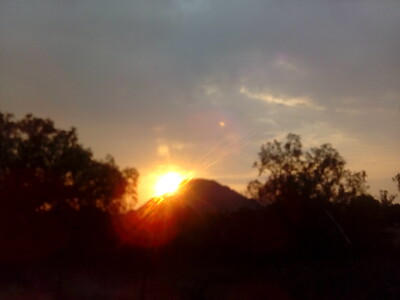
[1,0,399,201]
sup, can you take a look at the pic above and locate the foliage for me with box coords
[0,112,138,214]
[378,173,400,207]
[378,190,397,207]
[247,133,368,204]
[393,173,400,192]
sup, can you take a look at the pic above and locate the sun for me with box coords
[154,172,185,197]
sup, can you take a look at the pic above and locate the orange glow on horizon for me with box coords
[115,169,193,248]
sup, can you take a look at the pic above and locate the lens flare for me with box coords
[154,172,185,197]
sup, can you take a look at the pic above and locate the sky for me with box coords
[1,0,399,205]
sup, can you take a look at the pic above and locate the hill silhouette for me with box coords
[141,178,259,214]
[1,111,399,298]
[114,179,262,248]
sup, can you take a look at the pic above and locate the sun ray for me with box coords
[192,125,263,174]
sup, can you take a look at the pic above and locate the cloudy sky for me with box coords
[1,0,399,204]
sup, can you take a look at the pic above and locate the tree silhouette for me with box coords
[248,133,368,204]
[393,173,400,192]
[0,112,138,214]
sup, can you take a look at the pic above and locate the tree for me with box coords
[393,173,400,192]
[247,133,368,204]
[378,173,400,207]
[0,112,138,214]
[378,190,396,207]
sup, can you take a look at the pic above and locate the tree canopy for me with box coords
[0,112,138,214]
[247,133,368,204]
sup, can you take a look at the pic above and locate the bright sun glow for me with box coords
[154,172,185,197]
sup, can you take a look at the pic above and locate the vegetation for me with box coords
[0,112,138,214]
[0,111,399,299]
[247,133,367,204]
[394,173,400,192]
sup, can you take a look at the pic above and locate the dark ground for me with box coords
[1,244,399,300]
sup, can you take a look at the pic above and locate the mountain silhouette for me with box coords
[142,178,259,214]
[113,179,260,247]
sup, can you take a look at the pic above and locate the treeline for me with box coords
[1,112,399,259]
[1,111,400,298]
[0,111,138,263]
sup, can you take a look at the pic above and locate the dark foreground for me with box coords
[1,205,400,300]
[1,247,400,300]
